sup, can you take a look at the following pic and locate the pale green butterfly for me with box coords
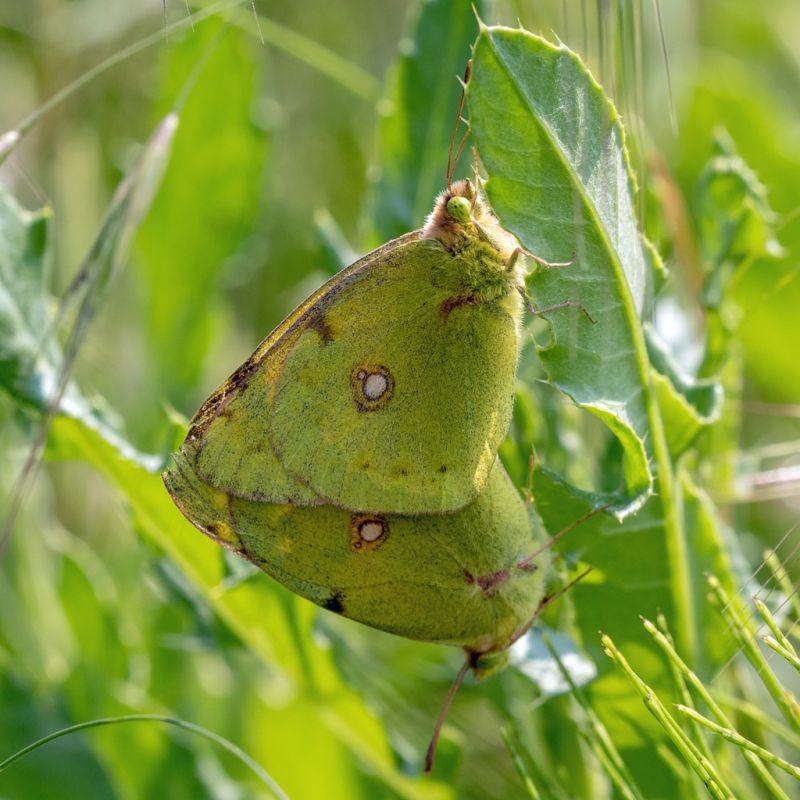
[164,445,560,771]
[180,180,529,515]
[165,448,547,655]
[164,177,588,769]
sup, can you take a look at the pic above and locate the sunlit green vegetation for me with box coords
[1,2,798,798]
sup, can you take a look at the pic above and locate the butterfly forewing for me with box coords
[188,231,520,514]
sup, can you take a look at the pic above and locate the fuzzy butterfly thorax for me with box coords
[422,179,526,316]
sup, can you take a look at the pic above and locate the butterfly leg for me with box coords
[506,246,574,275]
[516,285,596,324]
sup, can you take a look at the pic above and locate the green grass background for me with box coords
[0,1,798,798]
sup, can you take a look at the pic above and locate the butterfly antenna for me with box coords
[516,504,609,571]
[424,655,471,773]
[450,125,472,185]
[446,61,472,188]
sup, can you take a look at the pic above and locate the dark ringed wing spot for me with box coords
[350,364,394,412]
[349,513,388,551]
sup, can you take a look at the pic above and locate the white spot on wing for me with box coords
[363,372,388,401]
[359,521,384,542]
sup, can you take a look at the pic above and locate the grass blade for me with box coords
[0,714,289,799]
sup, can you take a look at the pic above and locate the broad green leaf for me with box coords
[467,26,652,517]
[466,27,746,792]
[137,22,267,402]
[372,0,484,240]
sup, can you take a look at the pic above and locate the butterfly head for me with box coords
[422,178,519,262]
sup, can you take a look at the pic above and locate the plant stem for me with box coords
[543,635,645,799]
[654,614,715,764]
[601,633,735,800]
[707,575,800,730]
[501,726,543,800]
[764,637,800,673]
[765,550,800,620]
[676,706,800,781]
[643,615,791,799]
[3,1,243,156]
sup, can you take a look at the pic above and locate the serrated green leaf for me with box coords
[371,0,484,240]
[467,26,652,517]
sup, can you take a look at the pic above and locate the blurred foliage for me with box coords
[0,1,799,798]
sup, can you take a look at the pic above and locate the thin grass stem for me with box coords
[676,706,800,782]
[643,615,791,799]
[0,714,288,799]
[601,633,735,800]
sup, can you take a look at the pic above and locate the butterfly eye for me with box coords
[446,195,472,223]
[351,365,394,411]
[350,514,388,551]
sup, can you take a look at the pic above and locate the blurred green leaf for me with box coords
[0,184,162,468]
[137,21,267,402]
[0,189,51,408]
[372,0,484,240]
[468,27,652,517]
[696,129,784,308]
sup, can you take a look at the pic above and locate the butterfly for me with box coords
[175,179,528,516]
[163,177,580,772]
[165,447,546,656]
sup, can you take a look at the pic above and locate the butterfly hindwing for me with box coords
[164,453,545,650]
